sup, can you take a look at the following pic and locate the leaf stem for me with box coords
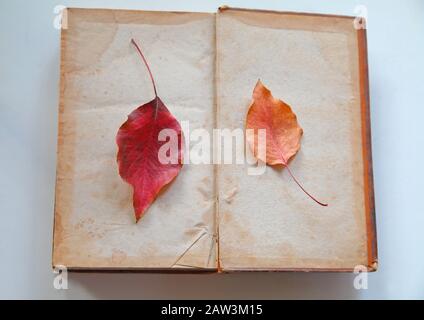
[281,155,328,207]
[131,38,158,98]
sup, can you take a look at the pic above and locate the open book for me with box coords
[53,7,377,272]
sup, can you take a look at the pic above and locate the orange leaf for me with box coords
[246,80,303,165]
[246,80,327,206]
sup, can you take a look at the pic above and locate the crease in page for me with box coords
[171,230,208,268]
[213,11,222,272]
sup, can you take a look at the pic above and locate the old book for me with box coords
[53,7,377,272]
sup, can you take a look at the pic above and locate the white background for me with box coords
[0,0,423,299]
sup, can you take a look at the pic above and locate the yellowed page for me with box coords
[53,8,216,270]
[216,9,368,270]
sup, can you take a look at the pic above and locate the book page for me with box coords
[216,9,369,270]
[53,9,217,270]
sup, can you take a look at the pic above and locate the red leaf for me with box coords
[116,40,183,222]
